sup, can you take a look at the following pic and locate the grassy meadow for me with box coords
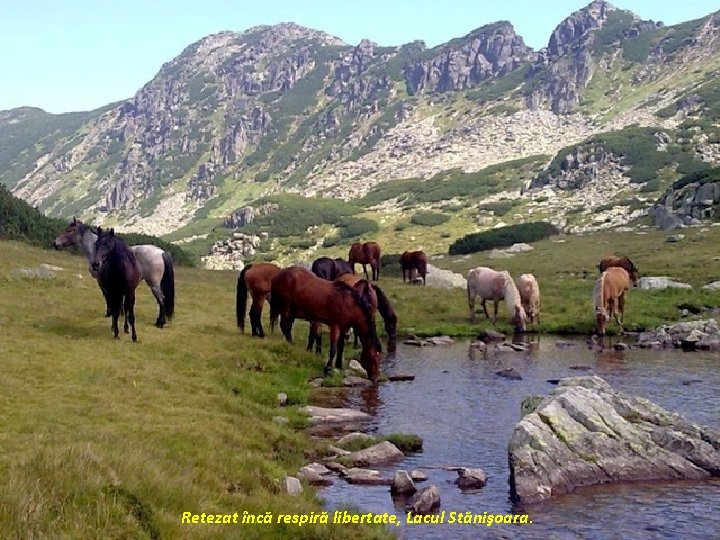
[1,223,719,538]
[0,240,390,540]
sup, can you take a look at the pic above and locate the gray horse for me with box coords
[54,218,175,327]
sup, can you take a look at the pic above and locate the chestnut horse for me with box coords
[307,273,398,356]
[400,250,427,285]
[598,255,639,287]
[311,257,354,281]
[92,228,141,341]
[269,267,382,381]
[236,262,281,337]
[517,273,540,324]
[466,267,526,333]
[594,267,630,335]
[349,241,382,281]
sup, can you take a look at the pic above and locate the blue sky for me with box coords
[1,0,717,114]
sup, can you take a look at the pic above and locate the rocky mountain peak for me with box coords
[404,20,534,95]
[547,0,616,56]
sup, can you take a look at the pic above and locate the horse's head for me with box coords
[360,342,381,383]
[628,266,639,287]
[512,305,527,334]
[92,227,117,272]
[54,217,82,249]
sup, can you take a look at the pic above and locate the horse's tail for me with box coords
[161,252,175,320]
[236,264,251,331]
[372,284,397,352]
[594,273,607,316]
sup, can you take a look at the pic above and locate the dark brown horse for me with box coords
[92,228,141,341]
[400,250,428,285]
[269,267,382,381]
[307,273,398,356]
[311,257,354,281]
[598,255,639,287]
[349,241,382,281]
[236,262,281,337]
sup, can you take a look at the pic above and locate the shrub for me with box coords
[410,211,450,227]
[336,217,379,238]
[448,222,559,255]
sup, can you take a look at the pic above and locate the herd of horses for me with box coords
[466,255,638,336]
[53,220,640,380]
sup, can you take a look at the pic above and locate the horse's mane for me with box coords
[500,272,524,317]
[333,279,382,351]
[97,231,135,266]
[594,273,607,318]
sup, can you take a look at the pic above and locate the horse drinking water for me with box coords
[269,267,383,381]
[594,266,630,335]
[466,267,526,333]
[54,218,175,327]
[517,273,541,324]
[235,262,281,337]
[92,228,141,341]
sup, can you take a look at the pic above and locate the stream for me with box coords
[316,336,720,539]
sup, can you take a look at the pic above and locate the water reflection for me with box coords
[320,336,720,539]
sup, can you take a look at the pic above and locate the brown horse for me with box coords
[307,273,398,356]
[236,262,281,337]
[349,241,382,281]
[594,267,630,335]
[598,255,639,287]
[400,250,427,285]
[269,267,382,381]
[311,256,354,281]
[92,228,141,341]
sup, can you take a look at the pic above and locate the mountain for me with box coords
[2,1,720,266]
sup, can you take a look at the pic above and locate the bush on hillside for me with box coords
[336,216,379,238]
[410,211,450,227]
[448,222,559,255]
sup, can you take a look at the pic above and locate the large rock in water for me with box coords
[508,376,720,504]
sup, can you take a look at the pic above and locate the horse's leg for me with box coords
[468,290,477,322]
[280,314,294,343]
[111,304,120,339]
[336,327,346,370]
[492,300,499,324]
[402,267,406,283]
[123,298,130,334]
[375,260,380,281]
[324,325,340,376]
[250,295,265,337]
[363,263,370,281]
[126,291,137,342]
[617,293,625,326]
[481,299,490,320]
[307,322,322,354]
[149,279,166,328]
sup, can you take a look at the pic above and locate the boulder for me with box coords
[454,467,488,489]
[299,406,371,425]
[638,320,720,349]
[390,470,417,494]
[343,468,393,486]
[345,441,405,467]
[282,476,303,495]
[410,469,428,482]
[509,376,720,504]
[337,432,373,445]
[637,277,692,290]
[407,485,441,514]
[342,376,373,387]
[276,392,288,406]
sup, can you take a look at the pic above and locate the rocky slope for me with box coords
[1,2,720,243]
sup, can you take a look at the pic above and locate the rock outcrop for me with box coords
[509,376,720,504]
[637,319,720,349]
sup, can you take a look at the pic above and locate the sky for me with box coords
[1,0,718,114]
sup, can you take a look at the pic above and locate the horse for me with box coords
[92,228,141,341]
[307,273,398,356]
[517,273,541,324]
[54,218,175,327]
[400,250,427,285]
[594,267,630,336]
[466,267,526,333]
[348,241,382,281]
[311,256,354,281]
[236,262,281,337]
[269,267,383,381]
[598,255,639,287]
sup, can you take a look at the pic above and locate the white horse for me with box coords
[466,267,526,332]
[54,218,175,327]
[517,273,540,324]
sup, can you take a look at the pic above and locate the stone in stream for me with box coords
[342,375,373,387]
[298,405,371,425]
[406,485,441,514]
[348,359,368,377]
[343,468,393,486]
[454,467,488,489]
[495,368,523,380]
[388,374,415,382]
[410,469,428,482]
[297,466,333,486]
[508,376,720,504]
[344,441,405,467]
[390,470,417,494]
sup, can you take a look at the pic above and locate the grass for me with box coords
[0,240,390,540]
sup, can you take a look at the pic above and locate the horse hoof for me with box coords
[155,321,165,328]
